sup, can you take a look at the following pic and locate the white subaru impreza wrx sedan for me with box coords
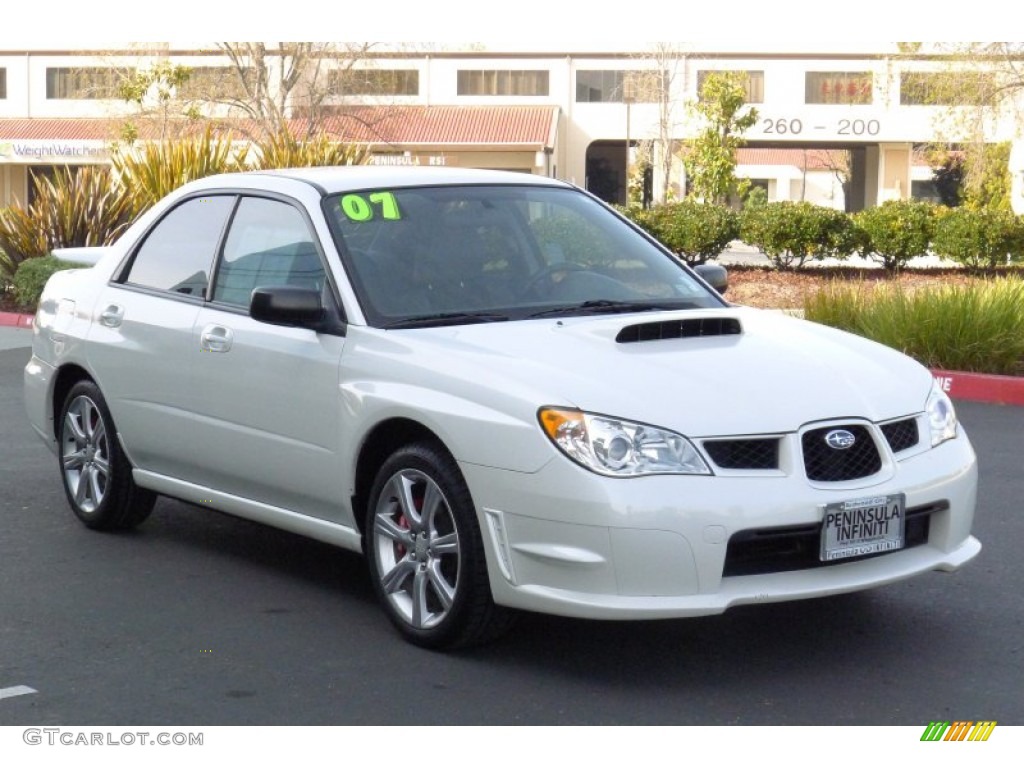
[24,167,980,648]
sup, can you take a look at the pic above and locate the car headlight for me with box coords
[926,383,957,447]
[538,408,711,477]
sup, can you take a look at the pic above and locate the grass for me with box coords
[804,277,1024,375]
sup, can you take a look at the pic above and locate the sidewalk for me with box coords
[715,241,958,269]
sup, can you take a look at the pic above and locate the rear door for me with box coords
[86,194,236,478]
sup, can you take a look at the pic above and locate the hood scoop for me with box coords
[616,316,742,343]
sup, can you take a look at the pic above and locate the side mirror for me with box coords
[694,263,728,295]
[250,286,324,328]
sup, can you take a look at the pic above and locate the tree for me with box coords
[683,71,758,205]
[899,43,1024,211]
[209,42,375,141]
[930,151,965,207]
[117,60,198,142]
[634,43,689,204]
[813,149,855,211]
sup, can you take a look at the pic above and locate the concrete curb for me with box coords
[3,310,1023,406]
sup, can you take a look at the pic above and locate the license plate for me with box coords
[820,494,906,562]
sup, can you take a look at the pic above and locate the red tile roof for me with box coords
[322,105,559,148]
[736,148,850,171]
[0,118,118,141]
[0,106,561,149]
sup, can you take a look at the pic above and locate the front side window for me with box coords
[324,185,723,327]
[124,196,236,296]
[457,70,549,96]
[805,72,873,104]
[212,197,326,308]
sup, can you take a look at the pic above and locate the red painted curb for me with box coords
[931,369,1024,407]
[0,311,33,329]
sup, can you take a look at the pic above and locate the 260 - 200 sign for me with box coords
[760,118,882,136]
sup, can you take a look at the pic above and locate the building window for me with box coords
[805,72,872,104]
[0,68,6,99]
[457,70,549,96]
[176,67,251,101]
[576,70,665,103]
[697,70,764,103]
[900,71,996,106]
[331,69,419,96]
[46,67,120,99]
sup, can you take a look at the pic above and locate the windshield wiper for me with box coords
[527,300,685,319]
[384,311,512,329]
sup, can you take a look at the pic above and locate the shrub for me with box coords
[253,129,369,169]
[635,201,739,266]
[0,206,49,279]
[13,256,79,307]
[0,166,130,280]
[740,201,860,269]
[804,278,1024,375]
[110,124,249,218]
[930,207,1024,271]
[854,199,935,273]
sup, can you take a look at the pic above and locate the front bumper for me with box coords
[461,431,979,619]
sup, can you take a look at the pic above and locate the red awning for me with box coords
[0,106,561,150]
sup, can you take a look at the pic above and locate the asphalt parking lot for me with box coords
[1,333,1022,726]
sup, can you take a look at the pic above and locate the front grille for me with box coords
[703,438,780,470]
[722,501,945,576]
[802,425,881,481]
[881,418,920,453]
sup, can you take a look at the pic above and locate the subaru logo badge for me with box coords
[825,429,856,450]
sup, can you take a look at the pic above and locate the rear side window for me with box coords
[124,196,236,296]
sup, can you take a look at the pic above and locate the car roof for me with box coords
[188,166,572,195]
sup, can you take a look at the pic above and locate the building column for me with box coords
[861,146,880,209]
[877,143,913,203]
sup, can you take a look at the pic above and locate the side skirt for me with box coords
[133,469,364,554]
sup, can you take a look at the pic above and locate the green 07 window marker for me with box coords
[340,192,402,221]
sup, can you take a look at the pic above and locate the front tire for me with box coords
[58,380,155,531]
[365,442,514,649]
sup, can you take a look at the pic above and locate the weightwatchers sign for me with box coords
[0,141,109,162]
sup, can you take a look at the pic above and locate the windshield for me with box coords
[323,184,725,327]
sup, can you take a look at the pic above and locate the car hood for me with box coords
[364,307,933,437]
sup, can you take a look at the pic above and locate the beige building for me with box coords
[1,43,1021,212]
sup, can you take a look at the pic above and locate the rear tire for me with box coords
[365,442,515,649]
[58,380,155,531]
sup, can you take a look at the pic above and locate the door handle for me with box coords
[200,324,233,353]
[99,305,124,328]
